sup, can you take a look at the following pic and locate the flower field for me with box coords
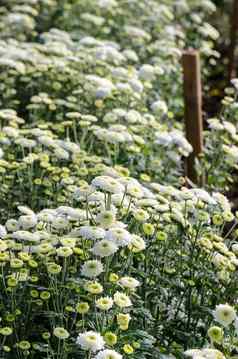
[0,1,238,358]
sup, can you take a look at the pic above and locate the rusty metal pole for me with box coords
[182,50,203,185]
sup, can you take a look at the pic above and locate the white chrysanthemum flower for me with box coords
[2,126,19,138]
[119,276,140,289]
[96,211,116,229]
[18,215,37,230]
[123,49,138,62]
[0,239,8,251]
[223,144,238,162]
[231,78,238,90]
[126,183,144,198]
[52,217,69,230]
[113,291,132,308]
[79,226,106,241]
[60,237,76,248]
[92,176,125,194]
[37,211,55,223]
[56,207,87,221]
[130,234,146,252]
[155,131,172,146]
[96,86,112,99]
[132,209,149,222]
[185,348,225,358]
[54,147,69,160]
[12,230,40,243]
[38,135,55,147]
[56,246,73,258]
[151,100,168,115]
[76,331,105,352]
[98,0,117,9]
[138,64,155,81]
[189,189,216,205]
[93,349,122,359]
[213,304,236,327]
[0,225,7,238]
[212,192,231,212]
[111,193,130,207]
[105,227,132,247]
[96,296,113,311]
[53,327,69,339]
[15,138,37,149]
[232,243,238,255]
[207,118,224,131]
[18,206,35,216]
[74,184,95,200]
[60,140,80,153]
[81,260,104,278]
[91,239,118,257]
[37,242,54,254]
[5,218,20,232]
[223,121,236,136]
[184,349,205,357]
[129,78,144,93]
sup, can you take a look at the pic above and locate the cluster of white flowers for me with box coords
[185,348,226,359]
[1,1,236,358]
[155,129,193,157]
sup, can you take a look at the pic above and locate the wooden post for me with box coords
[228,0,238,80]
[182,50,203,185]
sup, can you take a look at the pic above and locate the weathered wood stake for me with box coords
[182,50,203,185]
[228,0,238,80]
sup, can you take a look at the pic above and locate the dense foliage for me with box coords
[0,1,237,359]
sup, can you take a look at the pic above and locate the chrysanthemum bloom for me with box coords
[104,332,117,346]
[18,214,37,229]
[52,217,69,230]
[76,302,90,314]
[96,211,116,228]
[129,235,146,252]
[232,243,238,255]
[117,313,131,330]
[138,64,155,81]
[92,176,124,194]
[91,239,118,257]
[10,259,24,269]
[93,349,122,359]
[37,242,54,254]
[184,348,225,359]
[132,209,149,222]
[47,263,62,274]
[0,327,13,336]
[123,344,134,355]
[84,281,104,294]
[96,297,113,311]
[5,219,19,232]
[105,228,132,247]
[0,239,8,252]
[114,292,132,308]
[126,183,144,198]
[56,246,73,257]
[17,341,31,350]
[118,276,140,289]
[207,326,223,344]
[53,327,69,340]
[76,331,105,352]
[60,237,76,248]
[79,226,106,240]
[213,304,236,327]
[81,260,104,278]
